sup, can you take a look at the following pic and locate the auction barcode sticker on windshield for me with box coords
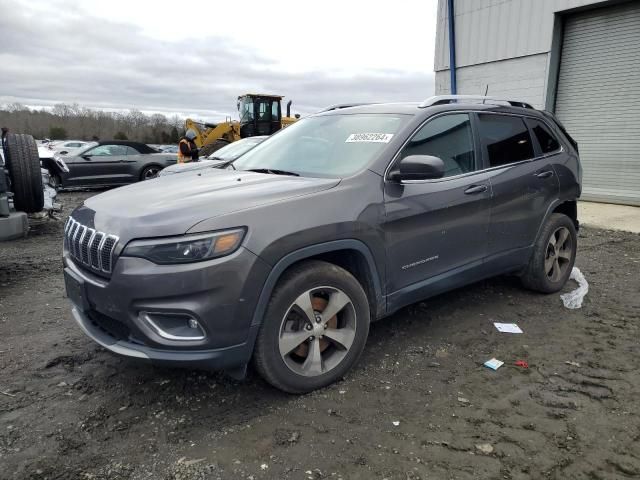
[345,133,394,143]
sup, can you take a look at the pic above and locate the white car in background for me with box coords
[48,140,92,155]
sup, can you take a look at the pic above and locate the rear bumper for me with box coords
[71,305,258,369]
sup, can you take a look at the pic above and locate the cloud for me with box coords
[0,1,434,121]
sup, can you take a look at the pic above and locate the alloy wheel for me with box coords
[545,226,573,282]
[278,287,357,377]
[143,167,160,180]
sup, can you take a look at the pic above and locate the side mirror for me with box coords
[388,155,445,182]
[82,155,92,160]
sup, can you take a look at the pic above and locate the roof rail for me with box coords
[419,95,534,109]
[317,102,374,113]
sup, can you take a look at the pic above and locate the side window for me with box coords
[477,114,534,167]
[86,145,127,156]
[526,118,560,154]
[400,113,476,178]
[124,146,139,155]
[271,101,279,118]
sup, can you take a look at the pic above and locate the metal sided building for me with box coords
[434,0,640,205]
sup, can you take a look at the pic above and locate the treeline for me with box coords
[0,103,186,144]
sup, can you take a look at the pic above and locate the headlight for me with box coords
[54,155,70,172]
[122,228,245,264]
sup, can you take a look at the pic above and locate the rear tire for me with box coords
[140,165,161,181]
[5,133,44,213]
[253,260,370,394]
[521,213,577,293]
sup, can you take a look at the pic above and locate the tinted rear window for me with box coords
[477,114,534,167]
[527,118,560,154]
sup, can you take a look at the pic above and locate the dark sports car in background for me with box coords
[47,141,177,188]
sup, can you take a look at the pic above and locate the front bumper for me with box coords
[63,245,271,369]
[71,306,257,369]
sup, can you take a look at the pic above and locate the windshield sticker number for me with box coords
[345,133,394,143]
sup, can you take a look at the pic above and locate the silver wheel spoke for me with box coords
[321,291,351,323]
[549,232,557,246]
[557,248,572,260]
[302,338,322,374]
[279,330,312,356]
[545,255,555,275]
[557,228,569,248]
[324,327,356,350]
[551,258,561,281]
[293,291,316,324]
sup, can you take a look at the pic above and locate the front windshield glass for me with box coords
[231,114,408,177]
[207,138,262,160]
[238,97,254,123]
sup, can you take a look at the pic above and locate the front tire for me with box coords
[521,213,577,293]
[253,260,370,393]
[48,170,62,189]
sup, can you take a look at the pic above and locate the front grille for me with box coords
[64,217,118,274]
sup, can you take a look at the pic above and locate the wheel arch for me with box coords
[250,240,384,330]
[534,198,579,245]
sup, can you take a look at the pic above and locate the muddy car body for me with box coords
[63,96,581,393]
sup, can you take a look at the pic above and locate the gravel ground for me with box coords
[0,190,639,480]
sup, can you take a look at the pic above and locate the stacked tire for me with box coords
[4,133,44,213]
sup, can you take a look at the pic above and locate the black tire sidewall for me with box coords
[255,261,370,393]
[5,134,44,213]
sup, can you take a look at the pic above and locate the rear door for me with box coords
[479,113,560,259]
[383,112,492,305]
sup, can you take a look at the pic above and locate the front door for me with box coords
[383,113,492,307]
[66,144,129,186]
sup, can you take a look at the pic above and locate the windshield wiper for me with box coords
[213,158,236,170]
[246,168,299,177]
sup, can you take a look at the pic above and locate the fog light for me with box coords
[140,311,206,341]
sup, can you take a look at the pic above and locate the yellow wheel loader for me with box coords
[185,94,299,157]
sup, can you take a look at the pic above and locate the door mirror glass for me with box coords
[390,155,445,181]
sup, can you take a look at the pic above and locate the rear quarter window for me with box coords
[526,118,560,154]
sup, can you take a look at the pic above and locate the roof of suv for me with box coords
[315,96,540,117]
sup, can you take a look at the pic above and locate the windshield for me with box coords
[231,114,408,177]
[207,138,263,160]
[238,97,254,123]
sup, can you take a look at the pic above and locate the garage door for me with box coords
[555,1,640,205]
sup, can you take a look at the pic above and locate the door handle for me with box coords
[535,170,554,179]
[464,184,488,194]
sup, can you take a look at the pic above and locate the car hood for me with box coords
[159,160,222,176]
[79,168,340,240]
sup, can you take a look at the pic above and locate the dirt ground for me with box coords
[1,191,639,480]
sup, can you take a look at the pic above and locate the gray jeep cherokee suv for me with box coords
[63,95,581,393]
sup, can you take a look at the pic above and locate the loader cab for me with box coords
[237,94,283,138]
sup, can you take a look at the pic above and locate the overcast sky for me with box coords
[0,0,438,122]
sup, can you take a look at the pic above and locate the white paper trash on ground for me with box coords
[493,323,523,334]
[484,358,504,371]
[560,267,589,309]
